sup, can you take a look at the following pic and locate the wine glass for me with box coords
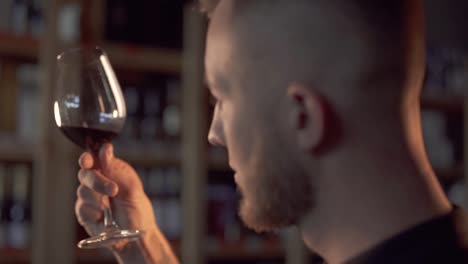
[53,47,143,249]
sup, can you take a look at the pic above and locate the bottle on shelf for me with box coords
[28,0,43,37]
[57,2,80,43]
[207,183,241,249]
[134,166,148,193]
[10,0,28,35]
[424,47,468,97]
[141,87,163,143]
[120,86,140,142]
[164,167,181,240]
[146,168,163,197]
[6,0,44,36]
[448,181,468,210]
[0,0,14,33]
[0,163,7,248]
[149,167,167,234]
[421,110,454,170]
[6,164,31,249]
[162,79,181,141]
[17,64,39,141]
[147,167,182,240]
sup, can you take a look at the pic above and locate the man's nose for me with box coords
[208,120,225,147]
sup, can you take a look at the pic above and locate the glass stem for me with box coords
[91,151,120,232]
[92,151,120,231]
[103,203,120,230]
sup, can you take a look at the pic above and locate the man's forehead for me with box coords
[205,1,292,97]
[205,3,239,94]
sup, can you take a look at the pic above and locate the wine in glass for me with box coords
[53,47,143,249]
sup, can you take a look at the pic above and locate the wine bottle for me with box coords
[28,0,43,36]
[11,0,29,35]
[141,87,163,142]
[120,86,139,142]
[0,0,13,32]
[0,164,7,247]
[17,64,40,141]
[162,79,181,140]
[164,167,181,240]
[57,3,80,43]
[6,164,30,248]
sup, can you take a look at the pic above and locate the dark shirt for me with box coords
[345,206,468,264]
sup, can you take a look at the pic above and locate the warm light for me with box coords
[112,110,118,118]
[99,54,126,118]
[54,101,62,127]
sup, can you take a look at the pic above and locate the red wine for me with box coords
[60,126,118,153]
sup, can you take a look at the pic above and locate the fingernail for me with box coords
[106,144,113,160]
[78,153,92,168]
[78,155,84,166]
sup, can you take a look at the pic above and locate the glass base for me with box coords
[78,229,143,249]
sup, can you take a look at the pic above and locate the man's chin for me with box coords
[238,197,294,233]
[239,202,273,233]
[235,167,313,233]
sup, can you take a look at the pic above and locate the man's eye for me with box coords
[209,94,218,106]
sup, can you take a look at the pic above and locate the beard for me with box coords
[237,134,315,233]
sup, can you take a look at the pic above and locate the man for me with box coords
[75,0,468,263]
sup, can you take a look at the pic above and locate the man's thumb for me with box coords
[99,143,113,171]
[98,143,119,196]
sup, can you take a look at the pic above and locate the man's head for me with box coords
[203,0,424,232]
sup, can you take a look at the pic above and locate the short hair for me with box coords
[198,0,220,17]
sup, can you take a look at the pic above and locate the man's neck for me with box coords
[298,138,452,263]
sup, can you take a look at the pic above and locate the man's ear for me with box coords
[287,83,326,154]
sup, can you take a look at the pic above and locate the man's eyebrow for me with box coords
[204,75,218,97]
[204,73,212,89]
[205,73,228,95]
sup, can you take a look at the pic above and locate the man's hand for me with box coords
[76,143,179,263]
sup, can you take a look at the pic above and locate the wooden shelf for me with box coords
[0,248,30,264]
[103,43,181,74]
[114,141,181,167]
[420,95,464,113]
[0,33,39,61]
[0,133,34,163]
[207,240,284,261]
[0,33,181,73]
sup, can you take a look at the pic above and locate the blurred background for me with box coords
[0,0,467,263]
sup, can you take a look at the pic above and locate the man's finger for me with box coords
[75,200,103,226]
[79,152,94,169]
[76,185,103,207]
[77,169,118,197]
[99,143,114,172]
